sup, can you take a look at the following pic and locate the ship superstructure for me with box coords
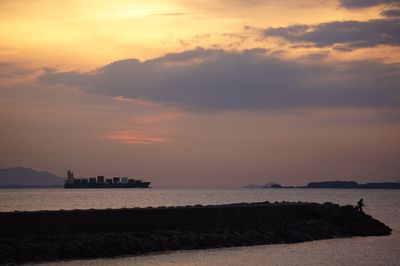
[64,170,151,188]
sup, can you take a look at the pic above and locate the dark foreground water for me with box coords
[0,188,399,265]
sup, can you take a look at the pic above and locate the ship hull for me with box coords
[64,182,151,189]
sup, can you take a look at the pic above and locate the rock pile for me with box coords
[0,202,391,264]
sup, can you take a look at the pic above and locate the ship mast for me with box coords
[66,170,74,184]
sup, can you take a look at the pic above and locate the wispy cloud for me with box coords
[103,111,183,145]
[151,12,187,16]
[112,96,161,108]
[105,130,168,144]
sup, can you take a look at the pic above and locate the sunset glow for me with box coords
[106,130,168,145]
[1,0,399,187]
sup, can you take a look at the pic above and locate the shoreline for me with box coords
[0,202,392,264]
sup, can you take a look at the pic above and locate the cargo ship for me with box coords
[64,170,151,188]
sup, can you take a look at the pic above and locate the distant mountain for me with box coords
[242,184,264,189]
[359,183,400,189]
[306,181,359,189]
[0,167,64,186]
[305,181,400,189]
[263,182,281,188]
[242,182,282,189]
[243,180,400,189]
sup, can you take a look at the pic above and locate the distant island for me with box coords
[302,181,400,189]
[242,182,286,189]
[243,180,400,189]
[0,167,63,188]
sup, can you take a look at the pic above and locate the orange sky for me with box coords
[0,0,399,187]
[0,0,395,69]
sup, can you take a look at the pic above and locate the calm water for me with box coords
[1,188,399,266]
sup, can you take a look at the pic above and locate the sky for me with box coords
[1,0,399,187]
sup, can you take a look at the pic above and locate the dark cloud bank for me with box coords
[265,0,400,51]
[339,0,400,9]
[40,48,400,111]
[265,19,400,51]
[381,9,400,17]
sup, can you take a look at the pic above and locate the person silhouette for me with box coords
[357,198,365,212]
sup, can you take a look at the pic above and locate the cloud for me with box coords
[381,8,400,17]
[103,112,183,145]
[339,0,400,9]
[0,62,36,84]
[0,62,14,67]
[151,12,187,16]
[39,48,400,111]
[105,130,168,144]
[264,19,400,51]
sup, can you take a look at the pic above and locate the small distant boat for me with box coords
[64,170,151,188]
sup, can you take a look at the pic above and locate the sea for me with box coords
[0,188,399,266]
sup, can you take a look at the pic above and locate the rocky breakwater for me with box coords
[0,202,391,264]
